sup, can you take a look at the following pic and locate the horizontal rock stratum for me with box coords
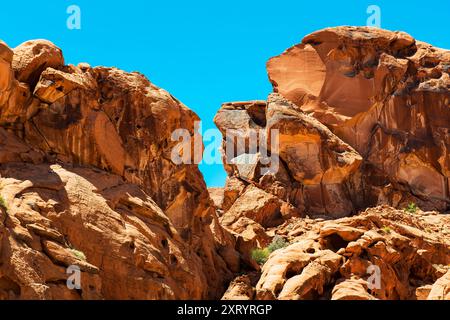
[0,27,449,300]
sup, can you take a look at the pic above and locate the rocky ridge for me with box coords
[0,39,238,299]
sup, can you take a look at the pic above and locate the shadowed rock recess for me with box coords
[0,27,449,300]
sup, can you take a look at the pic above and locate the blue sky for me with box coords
[1,0,449,187]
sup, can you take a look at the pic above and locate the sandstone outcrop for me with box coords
[218,27,449,224]
[222,206,450,300]
[427,270,450,300]
[214,93,366,267]
[1,26,449,301]
[0,163,206,299]
[0,39,237,299]
[267,26,450,212]
[215,27,449,300]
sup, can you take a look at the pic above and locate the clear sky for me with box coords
[1,0,449,187]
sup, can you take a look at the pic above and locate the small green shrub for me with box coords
[381,226,392,234]
[0,196,8,212]
[267,236,289,253]
[404,202,419,214]
[252,236,289,265]
[251,248,270,265]
[69,249,87,261]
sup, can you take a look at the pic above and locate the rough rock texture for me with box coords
[214,93,366,267]
[1,27,449,301]
[0,163,205,299]
[221,274,255,300]
[427,270,450,300]
[12,40,64,87]
[217,27,450,222]
[265,94,362,217]
[215,27,449,300]
[0,39,237,299]
[267,27,450,213]
[224,206,450,300]
[208,187,224,213]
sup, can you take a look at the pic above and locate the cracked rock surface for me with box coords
[0,39,238,299]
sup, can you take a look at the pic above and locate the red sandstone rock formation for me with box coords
[0,39,238,299]
[227,206,450,300]
[267,27,450,213]
[1,26,449,301]
[215,27,449,300]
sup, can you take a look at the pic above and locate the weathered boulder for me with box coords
[221,185,285,228]
[331,278,377,300]
[222,176,246,212]
[0,41,14,107]
[213,30,449,275]
[222,274,255,300]
[266,94,362,217]
[12,40,64,87]
[215,96,369,226]
[208,187,224,211]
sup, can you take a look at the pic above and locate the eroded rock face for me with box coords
[214,27,449,300]
[0,39,236,299]
[428,270,450,300]
[267,27,450,212]
[228,206,450,300]
[266,94,362,217]
[222,274,256,300]
[0,163,207,299]
[214,93,364,265]
[12,40,64,87]
[1,28,449,301]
